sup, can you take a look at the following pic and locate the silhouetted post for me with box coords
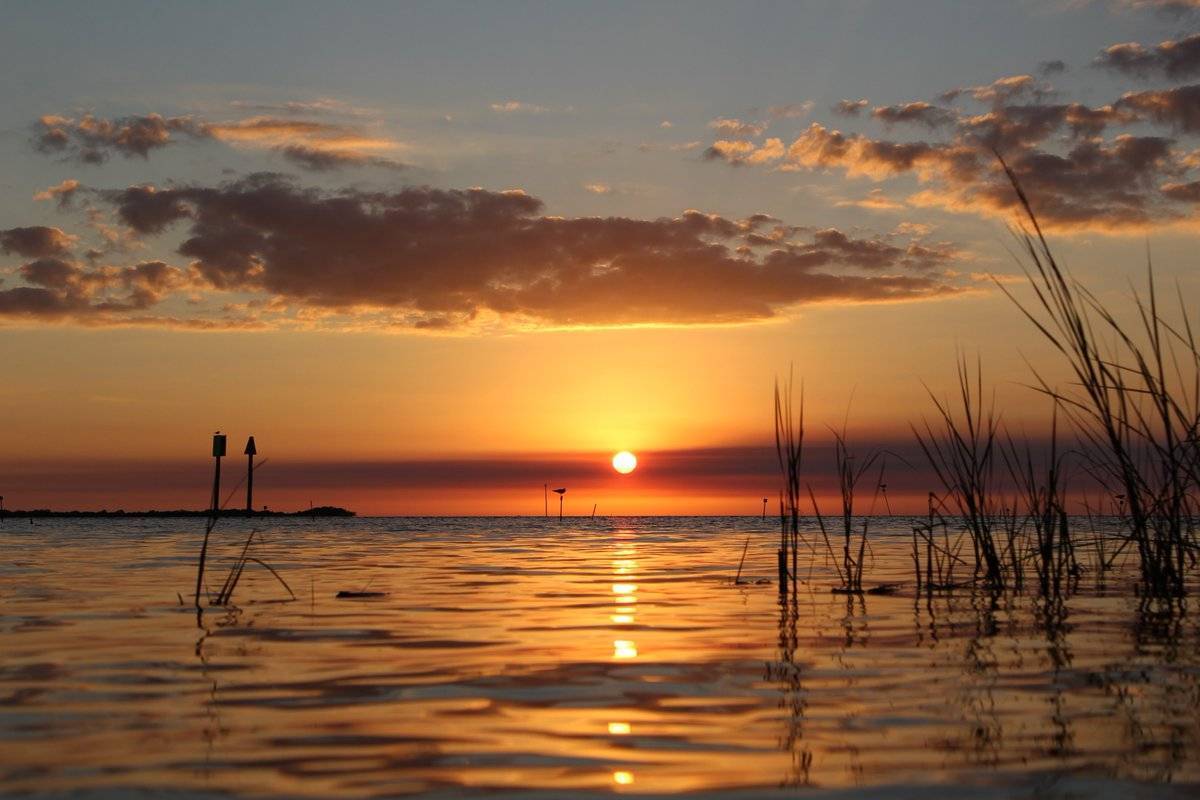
[544,483,548,517]
[210,434,226,512]
[196,433,226,611]
[553,487,566,519]
[761,497,768,520]
[244,436,257,514]
[591,503,597,519]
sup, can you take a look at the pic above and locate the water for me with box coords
[2,516,1198,798]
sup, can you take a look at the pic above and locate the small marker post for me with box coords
[553,487,566,520]
[196,433,226,611]
[244,436,257,514]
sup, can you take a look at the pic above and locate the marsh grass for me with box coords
[193,458,293,612]
[914,356,1006,589]
[774,372,805,594]
[777,162,1199,601]
[996,157,1200,598]
[809,428,886,594]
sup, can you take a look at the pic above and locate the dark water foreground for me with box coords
[1,516,1198,798]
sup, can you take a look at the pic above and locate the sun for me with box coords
[612,450,638,474]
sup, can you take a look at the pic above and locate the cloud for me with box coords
[30,111,405,171]
[833,99,869,116]
[940,74,1043,106]
[489,100,548,113]
[702,137,785,166]
[1115,0,1200,16]
[0,226,76,258]
[708,117,766,137]
[33,179,81,208]
[1161,179,1200,200]
[659,120,673,128]
[0,250,195,321]
[1115,84,1200,131]
[583,183,612,194]
[228,98,359,116]
[1038,59,1069,76]
[1096,34,1200,79]
[871,101,955,129]
[702,66,1200,232]
[836,188,906,211]
[276,145,406,171]
[32,113,208,163]
[0,174,964,330]
[767,102,814,119]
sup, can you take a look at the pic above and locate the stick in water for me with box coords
[734,537,750,584]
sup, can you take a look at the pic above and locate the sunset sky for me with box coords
[4,0,1200,514]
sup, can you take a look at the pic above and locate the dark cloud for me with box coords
[1116,84,1200,132]
[32,113,207,163]
[19,257,79,289]
[1097,34,1200,79]
[0,226,75,258]
[30,111,405,172]
[939,75,1047,107]
[0,287,84,317]
[1117,0,1200,16]
[1161,179,1200,201]
[278,145,406,172]
[26,174,966,329]
[703,65,1200,232]
[0,252,194,322]
[871,102,955,129]
[1038,59,1069,76]
[964,135,1179,229]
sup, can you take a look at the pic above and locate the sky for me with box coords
[3,0,1200,514]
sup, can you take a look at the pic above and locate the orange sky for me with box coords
[2,4,1198,514]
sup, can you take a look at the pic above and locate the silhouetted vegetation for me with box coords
[776,161,1200,601]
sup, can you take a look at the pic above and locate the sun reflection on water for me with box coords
[609,532,640,786]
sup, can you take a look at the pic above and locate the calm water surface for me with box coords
[2,516,1199,798]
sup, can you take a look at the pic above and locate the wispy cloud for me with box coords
[30,111,407,171]
[489,100,549,113]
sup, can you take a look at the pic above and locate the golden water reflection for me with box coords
[1,517,1199,798]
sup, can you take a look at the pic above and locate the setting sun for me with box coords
[612,451,638,474]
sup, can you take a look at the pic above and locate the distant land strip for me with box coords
[0,506,356,518]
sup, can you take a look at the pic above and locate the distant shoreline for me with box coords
[0,506,355,518]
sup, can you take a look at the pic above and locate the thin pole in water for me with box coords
[196,433,226,611]
[734,536,750,584]
[544,484,548,517]
[761,497,768,520]
[591,503,597,519]
[244,436,257,514]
